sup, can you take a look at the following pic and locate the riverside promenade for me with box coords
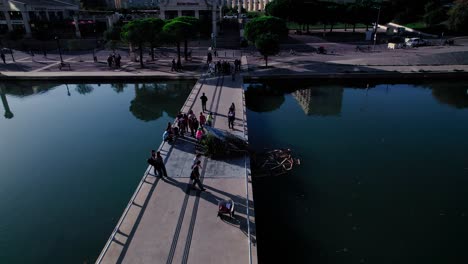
[97,59,257,264]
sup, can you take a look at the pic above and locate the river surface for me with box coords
[1,80,468,263]
[245,80,468,264]
[0,81,194,263]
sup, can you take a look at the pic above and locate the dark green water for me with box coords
[0,81,194,263]
[246,81,468,264]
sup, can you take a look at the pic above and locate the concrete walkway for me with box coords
[97,62,256,264]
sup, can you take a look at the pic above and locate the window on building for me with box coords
[165,11,178,19]
[0,12,5,20]
[68,10,75,17]
[12,24,25,34]
[181,10,195,17]
[29,12,37,20]
[57,11,63,20]
[39,11,47,20]
[0,24,8,34]
[48,12,56,21]
[9,11,22,20]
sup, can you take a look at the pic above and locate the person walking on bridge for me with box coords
[155,151,168,178]
[148,150,158,176]
[200,93,208,112]
[190,160,205,191]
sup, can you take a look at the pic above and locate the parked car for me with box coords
[223,15,237,19]
[405,38,428,47]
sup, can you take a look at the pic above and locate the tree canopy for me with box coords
[255,33,280,67]
[449,0,468,34]
[424,0,447,26]
[121,19,151,67]
[244,16,288,43]
[120,18,164,67]
[163,20,192,63]
[172,16,200,60]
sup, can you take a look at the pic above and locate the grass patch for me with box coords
[287,22,367,30]
[403,22,427,29]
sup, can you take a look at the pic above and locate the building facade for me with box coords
[0,0,79,36]
[158,0,269,19]
[116,0,159,8]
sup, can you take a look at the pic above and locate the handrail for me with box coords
[241,73,253,264]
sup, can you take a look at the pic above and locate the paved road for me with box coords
[98,60,256,264]
[2,34,467,77]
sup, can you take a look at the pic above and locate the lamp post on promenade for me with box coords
[54,36,63,63]
[212,0,217,50]
[373,6,381,50]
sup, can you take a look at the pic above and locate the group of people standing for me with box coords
[148,150,168,178]
[207,59,242,77]
[163,109,214,143]
[147,151,206,191]
[171,59,183,72]
[107,53,122,68]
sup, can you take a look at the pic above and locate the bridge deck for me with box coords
[98,58,256,264]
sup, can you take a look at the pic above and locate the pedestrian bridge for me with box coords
[97,58,257,264]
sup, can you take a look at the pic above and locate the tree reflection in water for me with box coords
[75,84,94,95]
[431,83,468,109]
[245,82,344,115]
[129,81,193,121]
[111,83,127,93]
[245,83,286,112]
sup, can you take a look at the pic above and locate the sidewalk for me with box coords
[98,64,256,264]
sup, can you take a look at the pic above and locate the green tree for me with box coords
[163,20,191,65]
[359,0,378,31]
[345,3,361,32]
[424,1,447,26]
[146,18,165,61]
[448,0,468,34]
[255,33,280,67]
[121,19,151,68]
[104,23,122,52]
[265,0,291,20]
[244,16,288,43]
[173,16,200,60]
[323,2,342,32]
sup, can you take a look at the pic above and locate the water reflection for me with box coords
[245,83,286,112]
[247,81,468,116]
[0,81,194,121]
[129,82,193,121]
[111,83,127,94]
[431,83,468,109]
[292,87,343,116]
[0,84,13,119]
[2,82,57,97]
[75,84,94,95]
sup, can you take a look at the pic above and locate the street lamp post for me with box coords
[212,0,217,50]
[54,36,63,63]
[373,6,381,50]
